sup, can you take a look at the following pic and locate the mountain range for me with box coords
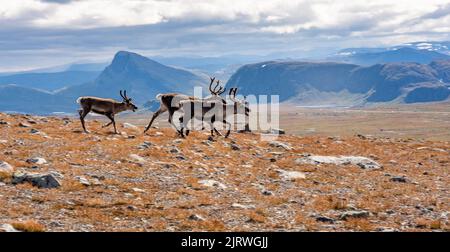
[227,60,450,106]
[1,44,450,114]
[0,51,208,114]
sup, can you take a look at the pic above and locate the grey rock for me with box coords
[276,169,306,180]
[390,176,408,183]
[169,147,181,154]
[0,224,20,232]
[19,122,30,128]
[77,176,91,186]
[230,143,240,151]
[30,129,40,134]
[269,128,285,135]
[231,203,256,209]
[269,141,292,150]
[0,161,13,173]
[316,216,336,223]
[339,210,370,220]
[12,172,61,188]
[199,179,227,189]
[296,155,382,169]
[189,214,206,221]
[122,123,139,130]
[26,157,47,165]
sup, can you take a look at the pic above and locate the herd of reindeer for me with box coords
[76,77,251,138]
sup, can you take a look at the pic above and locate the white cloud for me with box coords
[1,0,450,71]
[0,0,447,34]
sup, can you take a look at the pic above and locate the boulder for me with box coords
[269,141,292,150]
[296,155,382,169]
[0,161,13,173]
[198,179,227,189]
[12,172,61,188]
[276,169,306,180]
[26,157,47,165]
[339,210,370,220]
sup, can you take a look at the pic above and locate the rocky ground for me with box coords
[0,112,449,232]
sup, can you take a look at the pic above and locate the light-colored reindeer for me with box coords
[178,87,250,138]
[143,77,227,134]
[77,90,138,134]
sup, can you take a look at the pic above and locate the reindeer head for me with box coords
[207,77,227,102]
[119,90,138,112]
[229,88,250,117]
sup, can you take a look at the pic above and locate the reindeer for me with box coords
[143,77,227,134]
[178,87,250,138]
[77,90,138,134]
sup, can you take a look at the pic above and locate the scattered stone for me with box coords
[0,161,13,173]
[19,122,31,128]
[127,205,137,211]
[198,179,227,189]
[132,188,146,193]
[261,189,273,196]
[376,227,398,232]
[269,141,292,150]
[269,128,285,135]
[26,157,47,165]
[390,176,408,183]
[230,143,240,151]
[339,210,370,220]
[231,203,256,210]
[296,155,382,169]
[169,147,181,154]
[12,172,61,188]
[30,129,40,134]
[122,123,139,130]
[189,214,206,221]
[276,169,306,181]
[0,120,9,125]
[77,176,91,186]
[316,216,336,223]
[138,141,153,150]
[129,154,146,164]
[176,155,186,161]
[172,139,183,144]
[0,224,20,232]
[0,140,7,144]
[207,136,215,142]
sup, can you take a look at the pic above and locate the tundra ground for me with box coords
[0,108,449,232]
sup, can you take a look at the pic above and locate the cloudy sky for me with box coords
[1,0,450,71]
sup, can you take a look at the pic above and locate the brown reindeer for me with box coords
[143,77,227,134]
[77,90,138,134]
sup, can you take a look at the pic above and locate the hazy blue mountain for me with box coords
[331,47,450,65]
[0,71,101,91]
[226,60,450,105]
[58,51,208,106]
[0,85,71,113]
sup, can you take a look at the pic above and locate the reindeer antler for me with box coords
[229,87,238,101]
[208,77,216,94]
[209,78,226,96]
[120,90,125,100]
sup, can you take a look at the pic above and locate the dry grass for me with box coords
[11,220,46,232]
[0,111,449,232]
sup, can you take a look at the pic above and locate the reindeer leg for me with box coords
[144,107,167,133]
[79,108,90,133]
[106,113,118,134]
[102,121,113,128]
[177,116,186,138]
[223,120,231,138]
